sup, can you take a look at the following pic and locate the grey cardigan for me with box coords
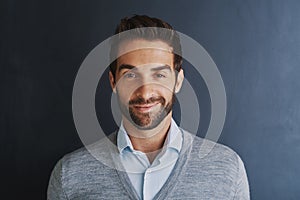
[47,130,250,200]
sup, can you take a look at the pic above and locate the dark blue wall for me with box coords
[1,0,300,199]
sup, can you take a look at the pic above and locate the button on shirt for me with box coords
[117,119,183,200]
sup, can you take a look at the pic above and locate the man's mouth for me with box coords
[131,102,159,113]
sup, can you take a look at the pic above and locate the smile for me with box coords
[132,102,160,113]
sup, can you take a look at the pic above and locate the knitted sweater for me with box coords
[47,130,250,200]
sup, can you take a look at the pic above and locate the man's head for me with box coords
[109,15,182,78]
[109,15,184,131]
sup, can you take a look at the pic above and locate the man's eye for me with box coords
[124,72,136,79]
[155,73,166,78]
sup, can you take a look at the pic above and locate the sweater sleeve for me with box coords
[233,155,250,200]
[47,159,69,200]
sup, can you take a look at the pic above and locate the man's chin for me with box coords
[129,111,166,129]
[123,104,172,131]
[128,115,163,131]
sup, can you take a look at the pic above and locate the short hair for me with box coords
[109,15,182,78]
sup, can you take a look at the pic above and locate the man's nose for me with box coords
[134,83,156,100]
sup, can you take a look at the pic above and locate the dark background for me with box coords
[1,0,300,199]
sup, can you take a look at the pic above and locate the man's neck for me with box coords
[122,114,172,163]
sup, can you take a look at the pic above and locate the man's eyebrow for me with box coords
[118,64,136,72]
[150,65,172,72]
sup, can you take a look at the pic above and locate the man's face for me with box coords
[109,39,184,130]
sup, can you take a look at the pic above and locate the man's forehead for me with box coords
[117,39,173,56]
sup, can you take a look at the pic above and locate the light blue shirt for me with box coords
[117,119,183,200]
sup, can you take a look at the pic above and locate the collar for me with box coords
[117,118,182,154]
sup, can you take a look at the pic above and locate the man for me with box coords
[48,15,250,200]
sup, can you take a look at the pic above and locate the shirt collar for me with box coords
[117,118,182,154]
[117,122,134,153]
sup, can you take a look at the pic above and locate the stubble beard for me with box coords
[119,93,175,130]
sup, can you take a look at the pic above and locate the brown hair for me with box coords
[109,15,182,77]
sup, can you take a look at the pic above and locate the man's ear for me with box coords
[175,69,184,93]
[109,71,117,93]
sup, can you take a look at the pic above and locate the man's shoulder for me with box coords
[172,130,249,199]
[48,133,126,198]
[59,133,118,170]
[181,130,243,169]
[180,130,247,187]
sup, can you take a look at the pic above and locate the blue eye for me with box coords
[155,74,166,78]
[124,72,136,79]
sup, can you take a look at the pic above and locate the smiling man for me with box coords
[47,15,250,200]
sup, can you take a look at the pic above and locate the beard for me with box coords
[118,93,175,130]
